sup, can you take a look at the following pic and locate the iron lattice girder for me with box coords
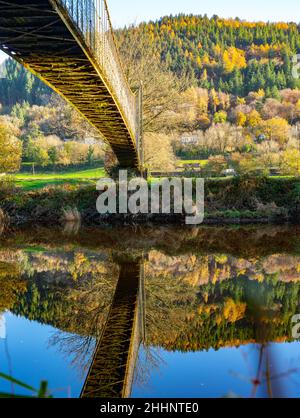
[0,0,140,168]
[81,262,142,398]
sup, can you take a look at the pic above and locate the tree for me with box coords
[236,111,247,127]
[204,123,244,154]
[197,115,211,130]
[213,111,227,124]
[48,146,59,166]
[0,58,51,106]
[0,122,22,173]
[282,149,300,175]
[204,155,227,177]
[222,47,247,73]
[24,137,49,166]
[63,142,89,164]
[41,94,101,141]
[144,133,176,171]
[87,146,95,166]
[256,118,291,146]
[247,110,262,128]
[230,153,257,175]
[117,29,180,133]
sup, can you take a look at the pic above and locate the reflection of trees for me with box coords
[0,250,121,377]
[47,275,120,377]
[0,261,27,312]
[4,225,300,260]
[229,343,299,398]
[143,269,300,352]
[49,332,95,378]
[145,272,196,348]
[134,347,164,391]
[2,246,300,355]
[230,292,300,399]
[46,277,112,375]
[2,233,300,392]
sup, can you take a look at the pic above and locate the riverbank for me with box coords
[0,177,300,226]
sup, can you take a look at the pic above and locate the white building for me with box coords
[180,135,198,145]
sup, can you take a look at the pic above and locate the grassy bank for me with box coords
[0,176,300,226]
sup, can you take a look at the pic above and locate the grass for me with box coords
[177,159,209,167]
[12,165,300,191]
[14,168,106,190]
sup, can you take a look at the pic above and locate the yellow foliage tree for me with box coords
[0,122,22,173]
[257,118,290,146]
[236,111,247,127]
[282,149,300,175]
[223,298,247,323]
[222,47,247,73]
[247,110,262,127]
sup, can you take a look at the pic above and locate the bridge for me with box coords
[0,0,143,169]
[81,260,145,398]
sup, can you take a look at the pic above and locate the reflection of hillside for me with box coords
[0,240,300,355]
[147,252,300,285]
[146,270,300,351]
[145,250,300,351]
[0,249,119,340]
[0,259,27,311]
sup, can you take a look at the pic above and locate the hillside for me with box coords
[118,15,300,97]
[1,15,300,176]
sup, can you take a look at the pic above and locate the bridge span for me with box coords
[81,260,145,398]
[0,0,143,169]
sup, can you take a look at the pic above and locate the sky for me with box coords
[108,0,300,28]
[0,0,299,64]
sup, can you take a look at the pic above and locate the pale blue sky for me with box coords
[0,0,299,63]
[108,0,300,28]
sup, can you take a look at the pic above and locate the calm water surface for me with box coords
[1,225,300,398]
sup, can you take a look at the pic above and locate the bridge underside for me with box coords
[0,0,139,168]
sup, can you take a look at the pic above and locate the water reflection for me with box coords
[0,225,300,398]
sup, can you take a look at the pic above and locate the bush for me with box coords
[0,175,17,199]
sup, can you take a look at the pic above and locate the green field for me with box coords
[14,168,106,190]
[177,160,208,168]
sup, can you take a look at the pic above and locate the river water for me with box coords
[1,225,300,398]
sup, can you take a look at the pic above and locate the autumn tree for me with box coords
[230,153,257,175]
[222,47,247,73]
[144,133,176,171]
[247,110,262,128]
[0,121,22,173]
[204,155,227,177]
[117,29,180,133]
[281,149,300,175]
[236,111,247,127]
[256,118,291,146]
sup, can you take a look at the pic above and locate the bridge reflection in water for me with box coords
[81,260,145,398]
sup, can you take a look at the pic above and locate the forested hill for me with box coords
[1,15,300,108]
[118,15,300,97]
[0,59,51,107]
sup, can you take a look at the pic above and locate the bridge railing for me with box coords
[55,0,139,148]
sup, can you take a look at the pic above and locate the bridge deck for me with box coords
[0,0,140,168]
